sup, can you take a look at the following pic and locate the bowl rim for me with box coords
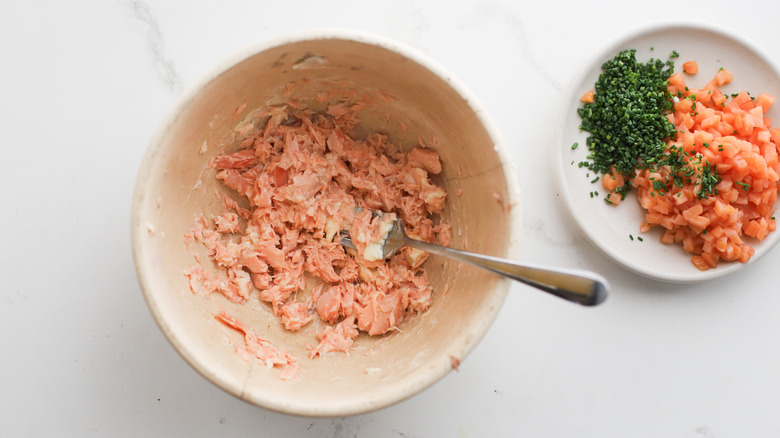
[131,27,522,417]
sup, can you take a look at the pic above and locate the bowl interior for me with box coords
[133,33,519,416]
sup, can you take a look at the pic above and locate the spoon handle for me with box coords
[406,239,608,306]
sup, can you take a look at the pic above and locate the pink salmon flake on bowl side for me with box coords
[185,105,451,375]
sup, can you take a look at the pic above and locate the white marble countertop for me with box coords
[3,1,780,436]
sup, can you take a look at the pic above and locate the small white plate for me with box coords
[554,21,780,283]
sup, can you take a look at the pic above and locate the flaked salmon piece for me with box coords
[184,214,207,246]
[434,222,453,246]
[250,271,272,290]
[211,236,241,268]
[233,100,248,119]
[183,265,213,297]
[326,103,352,119]
[407,147,442,175]
[244,222,286,269]
[325,129,349,154]
[397,197,428,232]
[272,165,289,187]
[214,212,240,234]
[235,132,260,151]
[223,195,251,220]
[302,239,346,283]
[210,148,258,170]
[449,355,461,372]
[420,179,447,213]
[279,300,314,331]
[370,154,396,176]
[215,312,299,380]
[253,138,274,163]
[315,282,357,324]
[355,283,405,335]
[216,169,256,201]
[184,265,247,304]
[492,192,513,212]
[338,258,360,282]
[226,266,253,302]
[309,315,359,358]
[237,245,269,274]
[275,169,326,203]
[259,251,306,313]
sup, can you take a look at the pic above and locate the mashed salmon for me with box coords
[185,103,451,374]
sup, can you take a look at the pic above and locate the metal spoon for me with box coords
[340,216,608,306]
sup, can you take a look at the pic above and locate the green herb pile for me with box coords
[576,48,721,201]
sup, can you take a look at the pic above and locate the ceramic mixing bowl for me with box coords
[131,29,521,416]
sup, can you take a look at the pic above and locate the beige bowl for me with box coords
[131,29,521,417]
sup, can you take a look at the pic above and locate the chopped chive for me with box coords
[577,49,676,178]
